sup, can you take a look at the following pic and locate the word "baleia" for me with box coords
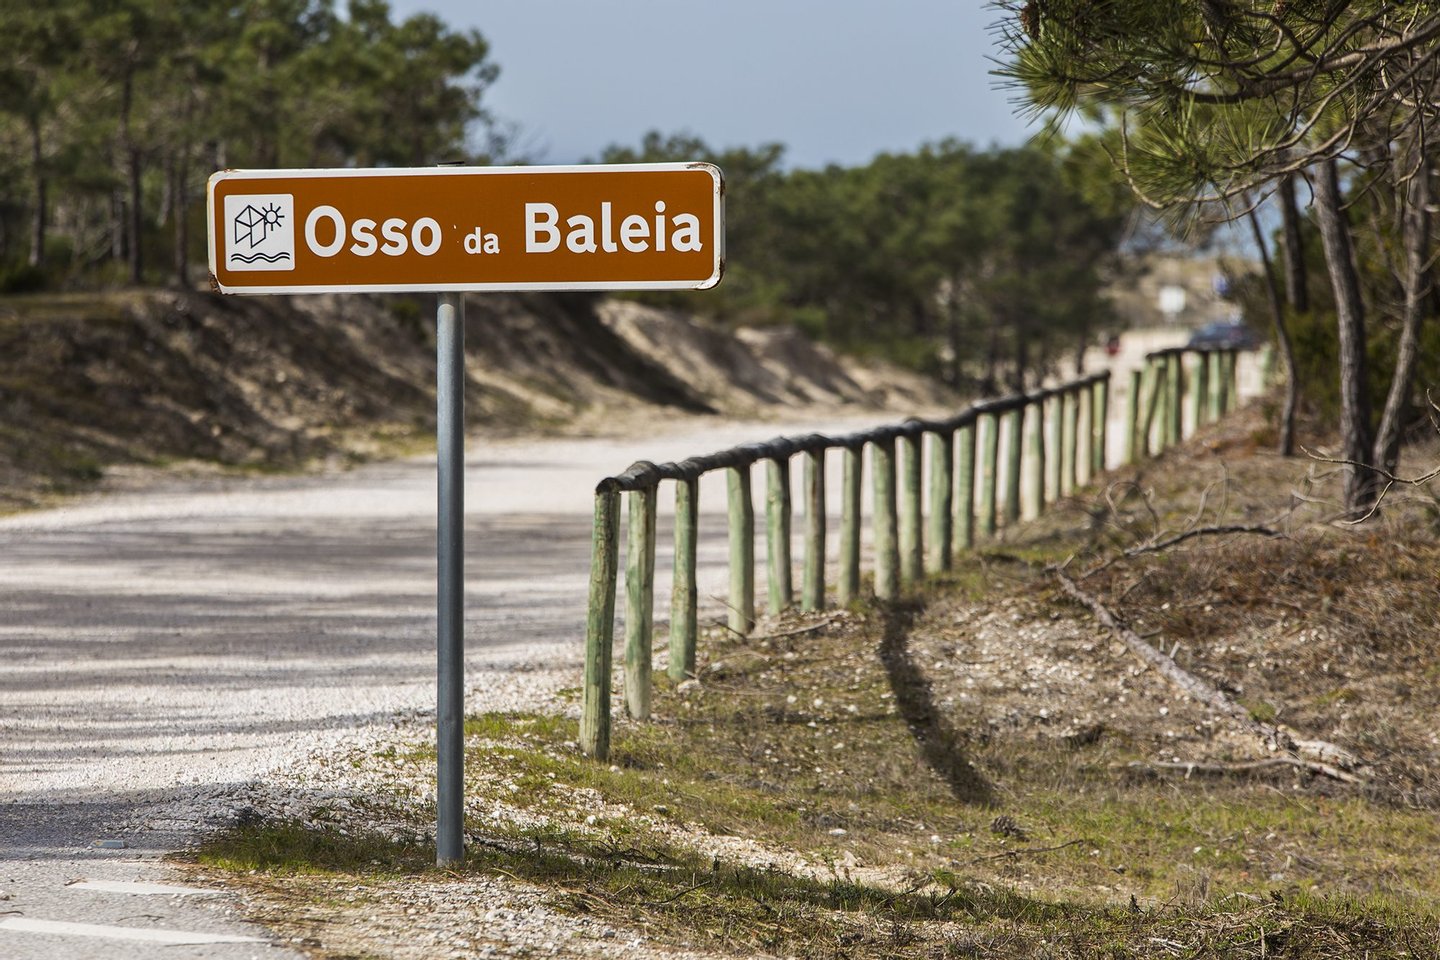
[525,202,704,254]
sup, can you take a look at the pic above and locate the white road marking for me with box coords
[66,879,222,896]
[0,917,264,944]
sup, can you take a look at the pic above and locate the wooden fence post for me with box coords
[1060,390,1078,496]
[1207,351,1223,422]
[1194,351,1211,427]
[898,433,923,584]
[1226,349,1240,411]
[1046,395,1061,504]
[955,423,976,552]
[1025,399,1045,520]
[838,446,862,605]
[765,456,793,613]
[1003,406,1023,526]
[927,430,953,574]
[669,476,698,681]
[801,449,826,612]
[625,486,657,720]
[1092,377,1108,477]
[872,438,900,599]
[1167,352,1184,445]
[1125,369,1142,465]
[1076,383,1093,487]
[1144,359,1165,455]
[978,412,999,537]
[581,487,620,759]
[1188,353,1205,435]
[727,466,755,636]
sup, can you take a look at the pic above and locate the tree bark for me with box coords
[27,113,46,268]
[1244,203,1298,456]
[1279,173,1309,314]
[1372,140,1431,476]
[172,155,190,288]
[1312,158,1376,516]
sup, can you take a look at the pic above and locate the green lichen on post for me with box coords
[926,431,953,574]
[625,486,657,721]
[871,438,900,599]
[669,476,698,681]
[897,434,923,584]
[1060,391,1077,496]
[1025,401,1045,520]
[1167,352,1184,446]
[838,446,862,605]
[801,450,826,612]
[978,413,999,538]
[581,487,620,759]
[955,424,976,552]
[1091,378,1108,477]
[727,466,755,636]
[766,457,793,614]
[1003,407,1023,526]
[1045,397,1061,505]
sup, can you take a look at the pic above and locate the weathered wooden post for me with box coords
[1207,351,1224,422]
[1091,377,1108,477]
[1046,394,1061,504]
[625,486,657,720]
[1125,369,1142,465]
[1188,352,1205,436]
[1226,349,1240,411]
[978,412,999,537]
[955,422,976,552]
[727,465,755,635]
[765,455,793,613]
[581,486,620,759]
[669,476,698,681]
[1194,351,1211,427]
[838,446,862,605]
[897,431,924,584]
[1167,352,1184,445]
[1060,389,1078,496]
[872,437,900,599]
[801,448,826,612]
[926,430,954,574]
[1144,359,1166,455]
[1003,405,1023,526]
[1076,384,1093,487]
[1025,399,1045,520]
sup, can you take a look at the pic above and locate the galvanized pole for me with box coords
[435,292,465,867]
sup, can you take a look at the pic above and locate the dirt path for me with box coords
[0,411,904,959]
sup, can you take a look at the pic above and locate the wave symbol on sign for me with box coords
[230,251,292,263]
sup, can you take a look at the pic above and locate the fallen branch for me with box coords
[969,838,1090,864]
[1053,569,1366,784]
[1122,523,1283,558]
[1125,758,1352,780]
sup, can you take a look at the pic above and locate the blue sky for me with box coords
[387,1,1036,169]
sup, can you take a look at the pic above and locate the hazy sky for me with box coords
[386,1,1036,168]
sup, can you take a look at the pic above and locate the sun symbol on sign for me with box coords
[234,202,286,248]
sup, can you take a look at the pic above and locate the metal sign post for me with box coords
[435,292,465,866]
[207,162,723,868]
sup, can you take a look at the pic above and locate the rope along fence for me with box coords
[581,347,1240,759]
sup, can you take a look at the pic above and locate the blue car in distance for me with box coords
[1187,320,1262,350]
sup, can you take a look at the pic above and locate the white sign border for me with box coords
[206,162,725,295]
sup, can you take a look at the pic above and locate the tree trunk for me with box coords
[1313,158,1376,516]
[172,155,190,288]
[127,146,143,285]
[1245,204,1298,456]
[1372,143,1431,477]
[1279,173,1308,314]
[27,114,46,268]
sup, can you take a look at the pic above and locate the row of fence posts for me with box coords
[580,349,1240,759]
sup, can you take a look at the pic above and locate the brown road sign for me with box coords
[207,163,724,294]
